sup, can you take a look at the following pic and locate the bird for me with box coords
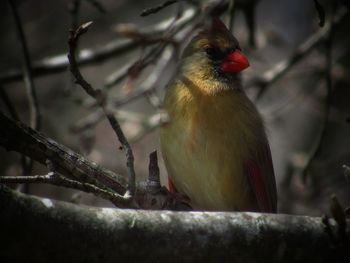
[159,17,277,213]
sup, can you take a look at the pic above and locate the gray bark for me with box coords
[0,186,348,263]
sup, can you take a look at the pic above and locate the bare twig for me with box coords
[302,5,336,181]
[67,22,137,200]
[141,0,179,17]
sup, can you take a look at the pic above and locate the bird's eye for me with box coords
[205,47,226,61]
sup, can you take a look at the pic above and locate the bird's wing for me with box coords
[168,176,178,193]
[245,143,277,213]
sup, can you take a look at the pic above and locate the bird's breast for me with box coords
[160,82,263,210]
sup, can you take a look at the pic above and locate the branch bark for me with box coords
[0,186,348,263]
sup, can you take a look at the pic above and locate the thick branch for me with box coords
[0,111,127,200]
[0,112,187,210]
[0,186,348,263]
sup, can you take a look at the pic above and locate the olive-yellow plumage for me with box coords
[160,18,277,212]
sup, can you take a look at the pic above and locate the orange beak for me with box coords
[220,50,250,73]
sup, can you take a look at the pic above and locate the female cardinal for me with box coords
[160,17,277,212]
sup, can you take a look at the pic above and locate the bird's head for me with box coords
[179,18,249,88]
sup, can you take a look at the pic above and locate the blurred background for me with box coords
[0,0,349,216]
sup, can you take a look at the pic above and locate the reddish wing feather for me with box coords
[245,144,277,213]
[168,176,178,193]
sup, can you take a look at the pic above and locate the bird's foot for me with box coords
[162,188,192,211]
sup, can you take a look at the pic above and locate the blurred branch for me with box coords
[313,0,326,27]
[105,8,198,89]
[227,0,236,30]
[8,0,41,131]
[0,9,196,84]
[84,0,106,13]
[302,3,336,181]
[248,7,348,100]
[141,0,180,17]
[1,186,349,262]
[240,0,257,47]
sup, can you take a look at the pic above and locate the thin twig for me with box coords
[84,0,106,13]
[141,0,179,17]
[313,0,326,27]
[67,22,136,200]
[0,169,127,207]
[302,3,336,182]
[8,0,41,130]
[228,0,236,31]
[0,9,196,84]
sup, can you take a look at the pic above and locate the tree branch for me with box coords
[1,186,349,263]
[0,112,189,210]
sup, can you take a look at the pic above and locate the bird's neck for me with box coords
[178,72,242,96]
